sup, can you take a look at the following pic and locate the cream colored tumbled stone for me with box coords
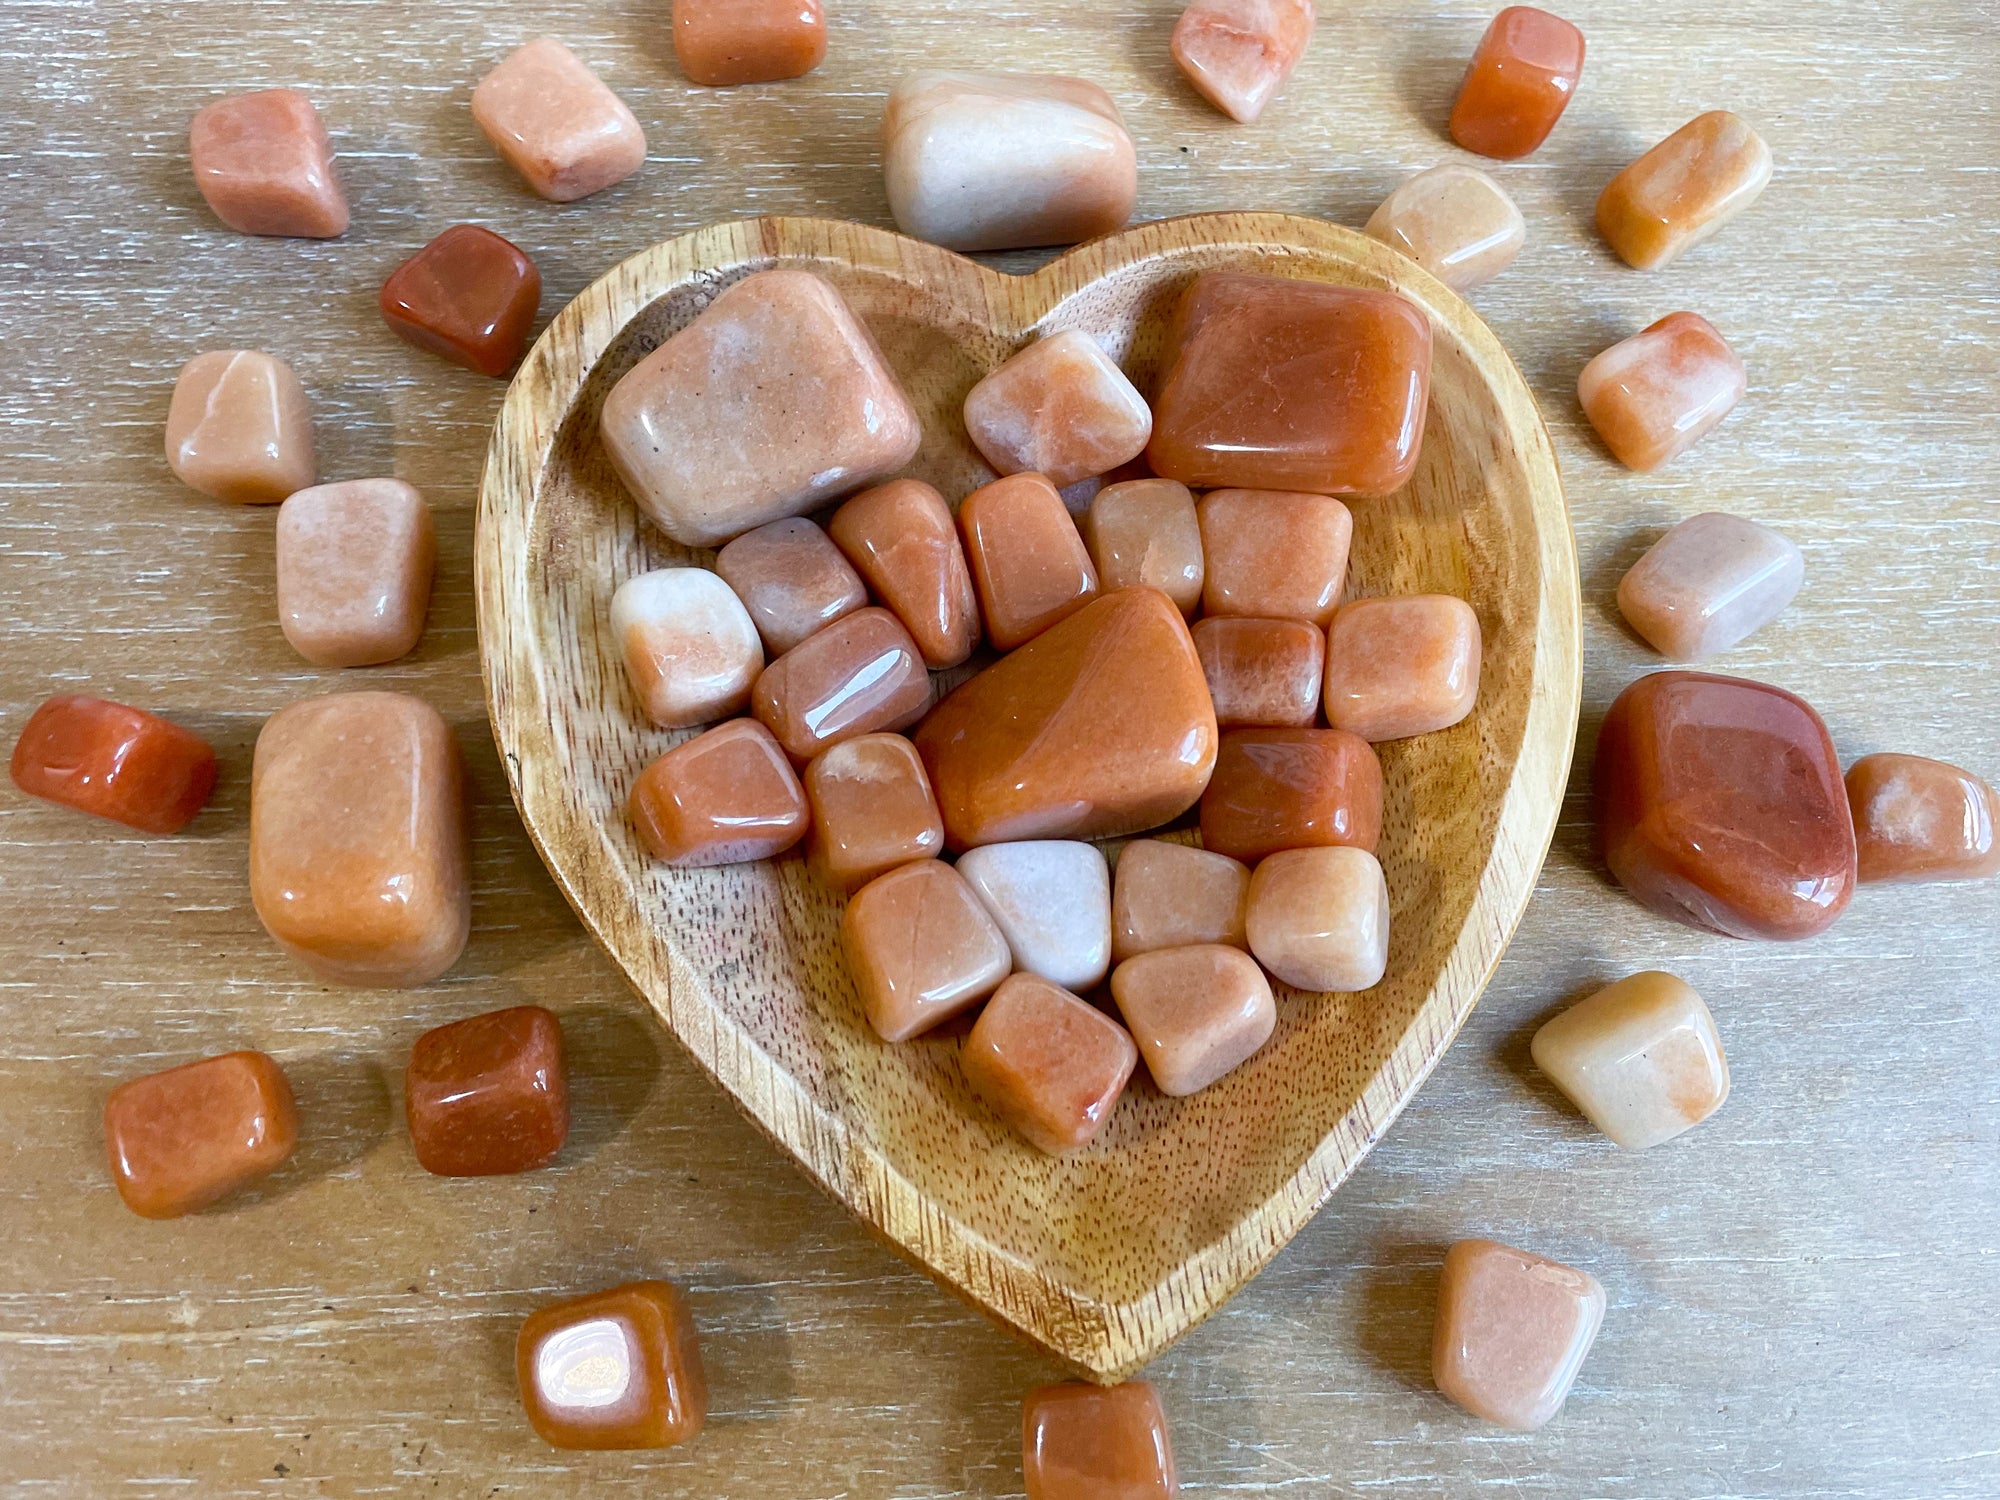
[1616,512,1803,661]
[1365,164,1525,292]
[609,569,764,728]
[962,332,1152,488]
[1530,971,1730,1151]
[1597,111,1772,271]
[164,350,316,504]
[1246,846,1388,991]
[956,840,1113,992]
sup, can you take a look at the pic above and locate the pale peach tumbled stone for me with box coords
[1365,164,1525,292]
[957,840,1112,992]
[1193,616,1324,728]
[609,569,764,729]
[962,973,1137,1154]
[1847,753,2000,884]
[804,732,944,894]
[276,480,435,667]
[189,89,348,238]
[1171,0,1315,124]
[716,517,868,656]
[1598,111,1772,271]
[1082,479,1204,618]
[1246,846,1389,992]
[1434,1239,1605,1431]
[959,473,1100,651]
[1579,312,1746,472]
[844,860,1012,1042]
[1110,839,1250,962]
[1110,944,1275,1096]
[1323,595,1481,741]
[164,350,316,504]
[963,332,1152,488]
[1530,970,1729,1151]
[1198,488,1353,625]
[1617,512,1803,661]
[753,608,932,761]
[472,38,646,202]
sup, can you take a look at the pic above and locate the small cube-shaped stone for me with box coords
[1198,488,1353,624]
[1021,1380,1177,1500]
[1847,752,2000,884]
[1170,0,1316,124]
[277,479,436,667]
[1448,7,1585,160]
[1200,727,1382,862]
[844,860,1012,1041]
[104,1051,298,1218]
[1247,845,1389,991]
[956,839,1113,991]
[1433,1239,1605,1430]
[406,1006,569,1176]
[1530,971,1728,1150]
[1579,312,1746,472]
[472,38,647,202]
[962,973,1137,1154]
[716,517,868,656]
[963,331,1153,488]
[1365,164,1525,292]
[1111,839,1250,961]
[1193,616,1324,727]
[1597,110,1772,271]
[189,88,349,238]
[165,350,316,504]
[829,480,982,670]
[752,608,932,761]
[673,0,826,86]
[1323,595,1482,740]
[517,1281,707,1450]
[805,733,944,893]
[1617,512,1802,661]
[1111,943,1275,1095]
[629,718,808,866]
[380,224,542,378]
[610,568,763,730]
[1083,479,1204,617]
[11,695,217,834]
[960,473,1101,651]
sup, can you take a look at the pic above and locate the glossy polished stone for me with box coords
[472,37,646,202]
[189,88,348,238]
[1149,272,1432,496]
[1578,313,1746,472]
[1322,594,1482,740]
[673,0,825,85]
[517,1281,707,1450]
[11,695,217,834]
[276,479,435,667]
[1596,671,1856,940]
[1617,512,1802,660]
[963,973,1137,1154]
[829,480,982,669]
[103,1051,298,1219]
[1198,488,1353,625]
[629,718,808,866]
[380,224,541,377]
[957,840,1113,991]
[1598,110,1772,270]
[1110,839,1250,961]
[914,588,1219,848]
[1022,1381,1177,1500]
[602,269,921,548]
[882,72,1138,252]
[1200,727,1382,863]
[1193,616,1324,728]
[1530,971,1729,1151]
[609,568,764,729]
[1246,845,1389,991]
[406,1006,568,1176]
[844,860,1012,1042]
[1111,944,1275,1096]
[752,608,932,761]
[717,517,868,656]
[1847,753,2000,884]
[251,692,469,987]
[1170,0,1315,124]
[959,473,1100,651]
[1448,7,1585,160]
[1365,165,1526,292]
[1433,1239,1604,1431]
[1083,479,1204,618]
[804,732,944,893]
[165,350,316,504]
[963,332,1153,487]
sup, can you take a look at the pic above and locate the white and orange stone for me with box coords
[1531,970,1729,1150]
[276,479,435,667]
[1170,0,1315,124]
[609,569,764,728]
[1246,845,1389,992]
[1110,943,1275,1096]
[961,973,1137,1155]
[1365,164,1525,292]
[1322,595,1481,740]
[165,350,316,504]
[1578,312,1746,472]
[962,332,1152,488]
[956,840,1113,992]
[1597,110,1772,270]
[1846,753,2000,884]
[472,38,646,202]
[1083,479,1204,617]
[844,860,1012,1042]
[1110,839,1250,961]
[1433,1239,1605,1431]
[1616,511,1803,660]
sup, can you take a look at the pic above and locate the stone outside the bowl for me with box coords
[10,695,217,835]
[1578,312,1746,472]
[672,0,826,86]
[1170,0,1316,125]
[1846,752,2000,884]
[1597,110,1772,271]
[472,38,646,202]
[103,1051,299,1219]
[1529,971,1728,1151]
[189,88,348,238]
[379,224,542,378]
[164,350,316,504]
[1365,164,1526,291]
[276,479,436,668]
[1432,1239,1604,1430]
[406,1006,570,1176]
[1447,7,1585,160]
[516,1281,707,1450]
[1616,511,1802,661]
[1021,1380,1177,1499]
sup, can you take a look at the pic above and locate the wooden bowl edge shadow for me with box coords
[474,213,1581,1380]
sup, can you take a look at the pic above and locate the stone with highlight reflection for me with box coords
[673,0,825,85]
[1083,479,1204,618]
[277,479,435,668]
[1246,845,1389,991]
[1200,727,1382,862]
[406,1006,568,1176]
[1597,111,1771,270]
[753,607,931,761]
[189,88,348,238]
[610,568,763,729]
[964,332,1152,488]
[517,1281,707,1449]
[804,732,944,893]
[959,473,1100,651]
[1022,1380,1177,1500]
[829,480,982,669]
[473,38,646,202]
[1448,7,1585,160]
[963,974,1137,1155]
[1579,313,1745,472]
[1111,839,1250,961]
[380,224,541,378]
[844,860,1012,1042]
[717,517,868,656]
[1111,943,1275,1096]
[957,839,1112,991]
[1322,594,1481,740]
[1198,488,1353,625]
[165,350,316,504]
[1193,616,1323,728]
[1617,512,1801,660]
[1365,164,1525,291]
[1433,1239,1604,1431]
[1170,0,1315,124]
[1847,753,2000,885]
[630,718,808,866]
[1530,971,1728,1151]
[103,1051,298,1219]
[11,694,217,834]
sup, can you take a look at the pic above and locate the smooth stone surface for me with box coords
[1246,845,1390,991]
[405,1006,569,1176]
[1110,839,1250,961]
[1596,670,1856,940]
[828,479,982,669]
[189,88,346,238]
[1110,943,1276,1096]
[716,517,868,656]
[471,37,646,202]
[102,1051,298,1219]
[601,269,921,548]
[962,973,1137,1155]
[1847,752,2000,884]
[963,331,1153,487]
[1447,6,1586,160]
[251,692,470,987]
[1530,971,1729,1151]
[1322,594,1482,740]
[276,479,436,667]
[1433,1239,1605,1431]
[1083,479,1204,618]
[609,568,764,729]
[1597,110,1773,270]
[516,1281,707,1450]
[629,718,808,866]
[379,224,541,377]
[804,732,944,893]
[1578,312,1746,472]
[957,839,1113,991]
[1200,726,1383,862]
[1193,616,1324,727]
[914,588,1219,849]
[1365,164,1526,291]
[1170,0,1315,124]
[881,72,1138,252]
[843,860,1012,1042]
[673,0,825,85]
[1021,1381,1177,1500]
[752,607,932,761]
[959,473,1101,651]
[10,694,217,834]
[1617,511,1803,660]
[164,349,316,504]
[1197,487,1353,625]
[1148,271,1433,496]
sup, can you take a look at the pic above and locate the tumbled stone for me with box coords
[962,973,1137,1154]
[959,473,1101,650]
[1193,616,1324,727]
[1596,671,1855,940]
[406,1006,568,1176]
[1578,313,1745,472]
[1847,753,2000,884]
[1022,1381,1177,1500]
[1597,110,1772,270]
[1170,0,1316,124]
[1110,943,1275,1096]
[844,860,1012,1041]
[1197,487,1353,625]
[1433,1239,1604,1431]
[380,224,541,378]
[1530,971,1728,1151]
[10,694,217,834]
[753,608,931,761]
[1083,479,1204,618]
[276,479,436,667]
[1323,594,1482,740]
[1365,164,1525,291]
[602,269,921,547]
[472,38,647,202]
[1448,6,1585,160]
[103,1051,298,1219]
[914,589,1218,848]
[1616,512,1802,660]
[629,718,808,866]
[1246,845,1389,991]
[252,692,469,987]
[804,733,944,893]
[517,1281,707,1450]
[609,569,764,729]
[1110,838,1250,961]
[716,517,868,656]
[882,72,1138,252]
[1200,727,1382,862]
[673,0,825,86]
[964,331,1153,488]
[828,479,982,669]
[189,88,348,238]
[957,840,1113,991]
[165,350,316,504]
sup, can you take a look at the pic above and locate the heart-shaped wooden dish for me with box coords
[476,213,1577,1380]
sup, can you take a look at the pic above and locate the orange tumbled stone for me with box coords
[829,479,982,670]
[959,473,1100,651]
[104,1051,298,1219]
[1322,594,1482,740]
[843,860,1012,1041]
[189,88,348,238]
[1111,943,1275,1096]
[1170,0,1317,125]
[405,1006,568,1177]
[962,973,1137,1153]
[517,1281,707,1450]
[673,0,825,86]
[1198,487,1353,625]
[1596,111,1772,271]
[472,37,646,203]
[1578,313,1746,473]
[753,608,932,761]
[1433,1239,1604,1431]
[165,350,316,504]
[1447,7,1585,160]
[1083,478,1204,618]
[1193,616,1324,727]
[1110,838,1249,961]
[914,588,1219,849]
[717,516,868,656]
[1846,753,2000,885]
[1022,1381,1177,1500]
[804,732,944,893]
[630,718,809,866]
[11,694,217,834]
[1199,726,1382,862]
[380,224,542,378]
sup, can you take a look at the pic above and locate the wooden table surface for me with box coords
[2,0,1995,1494]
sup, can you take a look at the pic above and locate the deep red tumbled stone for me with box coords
[380,224,542,377]
[405,1005,568,1176]
[1199,727,1383,863]
[10,694,217,834]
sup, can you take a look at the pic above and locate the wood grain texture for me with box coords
[0,0,1995,1494]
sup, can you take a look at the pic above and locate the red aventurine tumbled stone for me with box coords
[380,225,542,378]
[11,694,217,834]
[1199,726,1383,863]
[1022,1380,1178,1500]
[104,1051,299,1218]
[1448,7,1585,160]
[517,1280,708,1450]
[405,1006,568,1176]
